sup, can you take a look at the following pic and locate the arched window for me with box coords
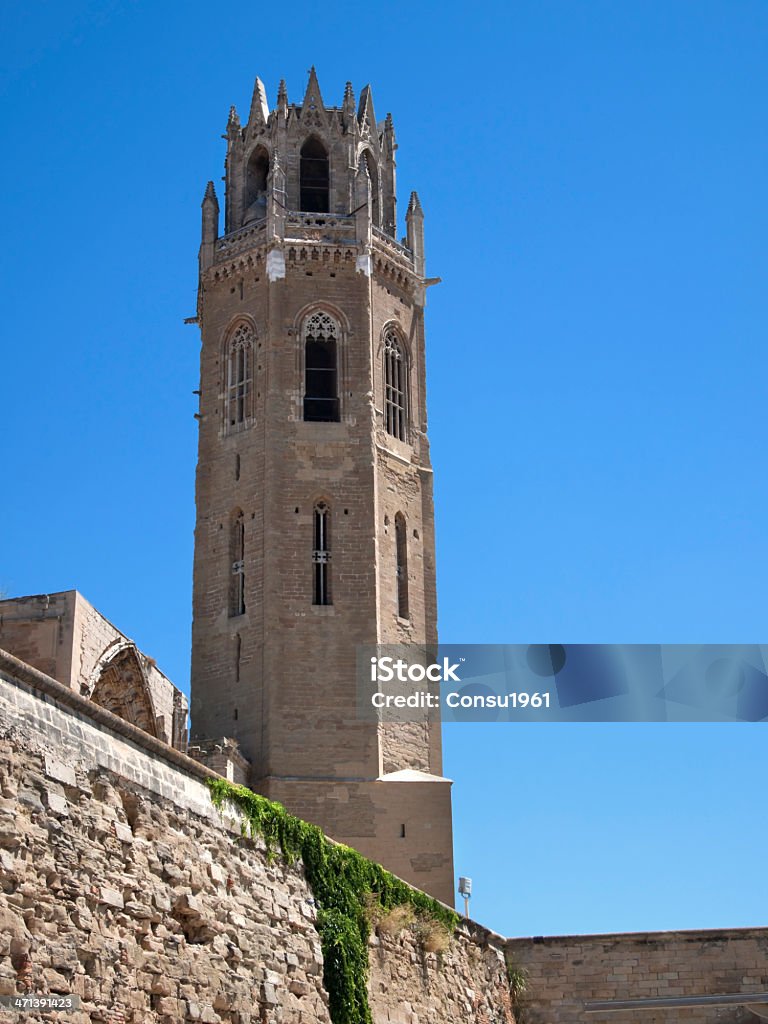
[395,512,409,619]
[300,137,329,213]
[230,510,245,617]
[226,323,254,430]
[312,502,332,605]
[244,146,269,225]
[303,311,340,422]
[384,330,407,441]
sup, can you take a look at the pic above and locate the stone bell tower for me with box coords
[190,69,454,904]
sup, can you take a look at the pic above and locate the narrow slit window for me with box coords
[300,137,329,213]
[227,323,254,430]
[384,331,407,441]
[303,311,340,422]
[395,512,409,619]
[312,502,332,605]
[230,511,245,616]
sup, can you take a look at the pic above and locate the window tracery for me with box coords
[226,323,255,430]
[303,312,340,422]
[384,330,407,441]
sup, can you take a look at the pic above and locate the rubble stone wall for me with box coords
[0,659,512,1024]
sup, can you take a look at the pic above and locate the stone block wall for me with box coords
[507,930,768,1023]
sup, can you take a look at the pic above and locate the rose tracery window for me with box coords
[226,323,255,430]
[384,330,407,441]
[303,311,340,422]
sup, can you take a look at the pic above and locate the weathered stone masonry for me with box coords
[0,652,512,1024]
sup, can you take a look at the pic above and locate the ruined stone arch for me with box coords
[86,642,159,738]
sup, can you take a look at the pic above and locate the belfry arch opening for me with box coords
[90,645,158,737]
[244,146,269,225]
[300,137,330,213]
[359,149,380,228]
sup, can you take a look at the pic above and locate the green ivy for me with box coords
[206,778,458,1024]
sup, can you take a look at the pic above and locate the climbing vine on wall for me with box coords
[206,778,459,1024]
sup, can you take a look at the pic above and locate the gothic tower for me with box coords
[190,69,454,904]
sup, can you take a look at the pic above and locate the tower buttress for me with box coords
[199,181,219,272]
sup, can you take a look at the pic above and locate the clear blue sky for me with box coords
[2,1,766,937]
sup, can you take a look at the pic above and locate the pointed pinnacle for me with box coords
[303,66,324,109]
[248,75,269,126]
[407,191,423,216]
[203,181,218,203]
[277,79,288,111]
[343,81,355,107]
[227,105,240,128]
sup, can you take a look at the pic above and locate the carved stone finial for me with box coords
[277,79,288,114]
[407,191,423,216]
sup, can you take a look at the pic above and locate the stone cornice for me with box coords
[203,225,420,293]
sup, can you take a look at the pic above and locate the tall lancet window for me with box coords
[312,502,332,606]
[226,323,254,431]
[303,311,340,422]
[230,510,246,617]
[384,330,407,441]
[395,513,409,619]
[300,137,329,213]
